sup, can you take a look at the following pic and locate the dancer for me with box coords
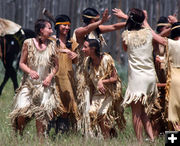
[52,14,79,133]
[142,11,179,131]
[73,7,126,136]
[82,39,125,139]
[117,8,157,142]
[9,19,64,137]
[150,16,170,136]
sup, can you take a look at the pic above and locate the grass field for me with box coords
[0,62,165,146]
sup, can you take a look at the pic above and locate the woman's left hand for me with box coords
[168,14,178,24]
[112,8,128,20]
[97,79,106,94]
[43,74,53,87]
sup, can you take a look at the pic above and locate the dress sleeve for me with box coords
[122,30,129,45]
[71,38,79,52]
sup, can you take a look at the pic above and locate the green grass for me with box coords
[0,63,165,146]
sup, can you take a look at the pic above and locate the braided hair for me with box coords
[86,38,101,57]
[86,39,101,70]
[55,14,72,49]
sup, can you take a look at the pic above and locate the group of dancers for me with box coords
[8,7,180,143]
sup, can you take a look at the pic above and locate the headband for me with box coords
[55,21,71,25]
[157,23,171,27]
[83,15,100,19]
[171,25,180,30]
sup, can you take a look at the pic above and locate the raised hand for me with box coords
[143,10,149,27]
[112,8,128,20]
[101,9,111,24]
[168,14,178,24]
[143,10,148,21]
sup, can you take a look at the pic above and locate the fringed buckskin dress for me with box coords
[166,39,180,130]
[122,28,158,113]
[73,30,107,136]
[83,53,126,137]
[9,38,64,129]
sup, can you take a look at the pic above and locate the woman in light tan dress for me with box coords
[53,15,79,132]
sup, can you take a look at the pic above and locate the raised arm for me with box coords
[112,8,128,20]
[99,22,126,33]
[143,10,167,46]
[75,9,110,44]
[98,8,128,33]
[159,14,178,37]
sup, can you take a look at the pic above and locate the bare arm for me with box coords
[159,14,178,37]
[99,22,126,33]
[112,8,128,20]
[19,41,29,73]
[75,9,110,44]
[97,8,127,33]
[143,10,167,46]
[19,41,39,79]
[159,27,171,37]
[102,68,117,84]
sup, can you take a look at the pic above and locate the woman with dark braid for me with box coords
[73,7,126,137]
[82,39,124,139]
[51,15,79,133]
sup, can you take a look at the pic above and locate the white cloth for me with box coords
[122,28,158,106]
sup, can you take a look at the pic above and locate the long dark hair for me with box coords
[86,39,101,57]
[125,8,145,31]
[34,19,51,44]
[82,8,101,39]
[55,14,71,48]
[170,22,180,39]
